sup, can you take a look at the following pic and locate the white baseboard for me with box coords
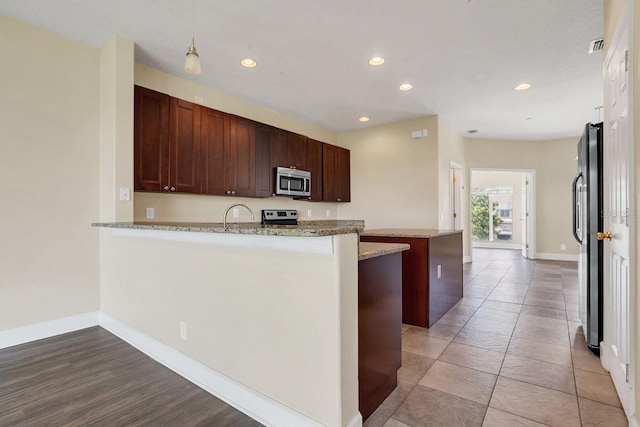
[0,312,341,427]
[99,313,325,427]
[347,412,363,427]
[535,252,578,262]
[0,312,99,350]
[472,242,522,249]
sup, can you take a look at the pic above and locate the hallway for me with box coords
[364,249,628,426]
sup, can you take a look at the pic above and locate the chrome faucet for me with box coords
[223,203,255,229]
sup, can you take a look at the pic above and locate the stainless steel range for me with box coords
[261,209,298,225]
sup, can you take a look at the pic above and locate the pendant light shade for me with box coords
[184,37,201,75]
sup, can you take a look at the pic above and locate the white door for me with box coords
[602,5,632,415]
[521,174,528,258]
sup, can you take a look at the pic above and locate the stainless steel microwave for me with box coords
[275,167,311,197]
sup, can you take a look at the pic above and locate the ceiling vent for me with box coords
[589,38,604,54]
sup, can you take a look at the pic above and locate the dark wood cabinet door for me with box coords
[336,146,351,202]
[227,115,255,197]
[254,124,273,198]
[169,98,201,194]
[322,143,338,201]
[134,86,170,191]
[201,108,228,196]
[270,129,290,169]
[288,132,308,171]
[306,139,323,201]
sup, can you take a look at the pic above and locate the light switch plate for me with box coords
[146,207,154,219]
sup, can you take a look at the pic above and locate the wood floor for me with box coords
[0,326,263,426]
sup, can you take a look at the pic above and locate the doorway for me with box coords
[470,169,535,262]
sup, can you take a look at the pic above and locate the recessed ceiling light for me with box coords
[526,117,533,120]
[514,83,532,91]
[467,129,478,134]
[368,56,385,66]
[398,83,413,91]
[240,58,257,68]
[358,116,370,122]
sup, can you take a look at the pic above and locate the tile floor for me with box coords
[364,248,628,427]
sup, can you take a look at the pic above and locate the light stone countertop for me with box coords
[358,242,410,261]
[92,220,364,237]
[361,228,462,239]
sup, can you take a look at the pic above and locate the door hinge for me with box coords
[624,50,629,72]
[453,213,457,218]
[453,176,457,183]
[526,180,529,185]
[626,363,630,383]
[526,244,529,249]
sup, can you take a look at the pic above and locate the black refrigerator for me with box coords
[571,122,603,355]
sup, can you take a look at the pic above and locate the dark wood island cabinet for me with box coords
[358,242,409,421]
[361,229,463,328]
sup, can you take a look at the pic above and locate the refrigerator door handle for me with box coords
[572,173,583,244]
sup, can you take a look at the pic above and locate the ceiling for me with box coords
[0,0,604,141]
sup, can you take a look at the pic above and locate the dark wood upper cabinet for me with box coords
[170,98,201,194]
[134,85,350,201]
[288,132,308,171]
[226,115,256,197]
[270,129,308,171]
[254,123,273,198]
[134,86,170,192]
[306,139,323,201]
[201,108,228,196]
[323,144,351,202]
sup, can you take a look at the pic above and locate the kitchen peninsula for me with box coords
[93,220,404,427]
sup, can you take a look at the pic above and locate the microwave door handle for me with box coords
[572,173,583,244]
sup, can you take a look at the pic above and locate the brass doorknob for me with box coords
[597,231,613,240]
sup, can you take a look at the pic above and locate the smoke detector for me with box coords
[588,38,604,54]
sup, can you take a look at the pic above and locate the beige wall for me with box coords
[471,171,525,246]
[604,0,639,420]
[336,116,440,229]
[133,65,340,223]
[465,137,579,257]
[0,14,100,330]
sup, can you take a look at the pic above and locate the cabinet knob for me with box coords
[272,193,276,197]
[170,187,176,192]
[231,190,236,195]
[226,190,231,195]
[163,186,169,191]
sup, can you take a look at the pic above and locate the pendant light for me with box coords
[184,37,201,75]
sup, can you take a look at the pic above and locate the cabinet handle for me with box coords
[170,187,176,192]
[337,198,342,202]
[164,186,169,191]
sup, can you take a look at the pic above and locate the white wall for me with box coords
[0,14,100,330]
[465,137,579,258]
[336,116,440,229]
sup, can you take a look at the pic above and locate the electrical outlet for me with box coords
[146,207,155,219]
[233,208,239,218]
[194,96,204,104]
[119,187,130,201]
[180,321,188,340]
[437,264,442,279]
[326,210,331,217]
[307,209,312,217]
[560,243,566,251]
